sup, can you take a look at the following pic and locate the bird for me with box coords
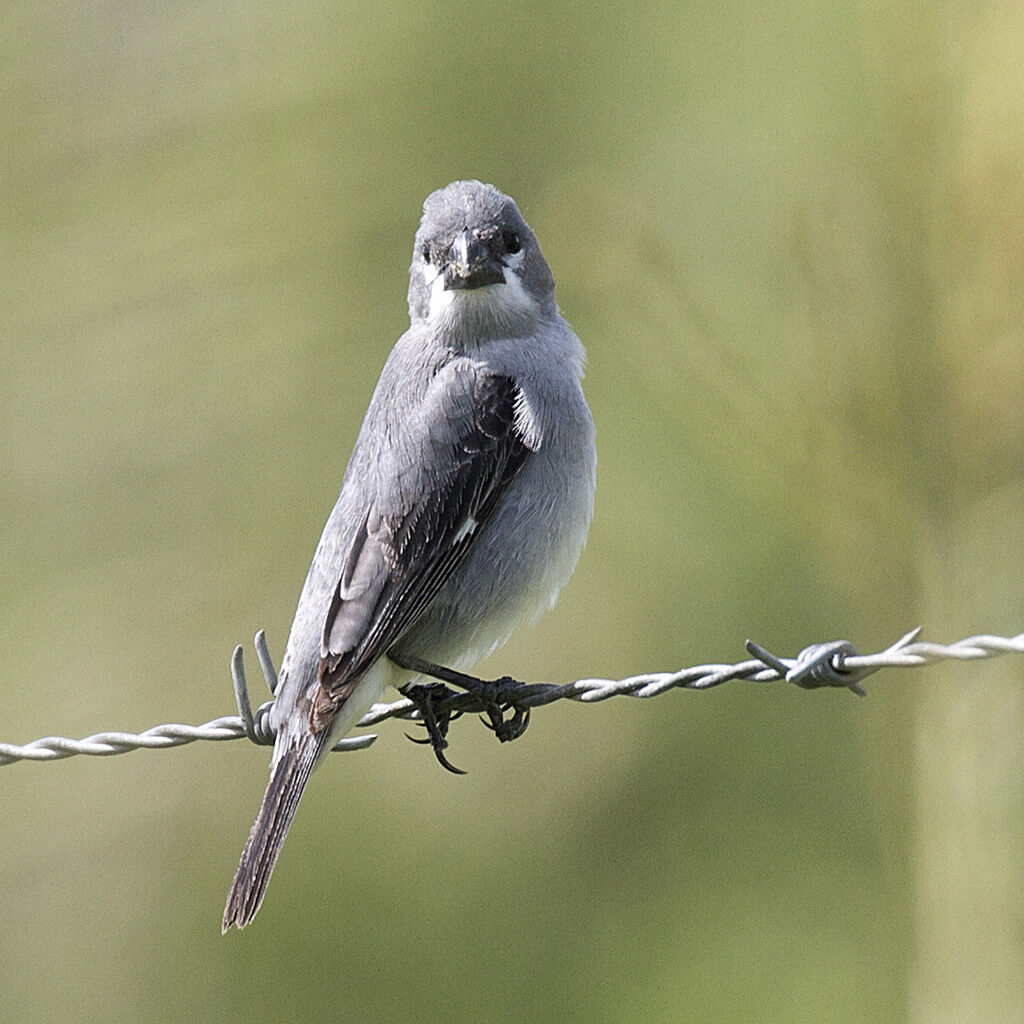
[222,180,596,931]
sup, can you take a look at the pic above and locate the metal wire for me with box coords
[2,627,1021,767]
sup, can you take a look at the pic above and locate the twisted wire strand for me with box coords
[2,628,1021,768]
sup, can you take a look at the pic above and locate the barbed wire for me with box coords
[1,627,1021,768]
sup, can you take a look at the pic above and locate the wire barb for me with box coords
[746,639,872,695]
[1,628,1021,768]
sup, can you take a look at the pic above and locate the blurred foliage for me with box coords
[2,1,1022,1022]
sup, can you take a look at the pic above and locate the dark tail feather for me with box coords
[222,736,322,932]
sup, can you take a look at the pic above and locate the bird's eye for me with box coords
[420,243,431,263]
[503,231,521,254]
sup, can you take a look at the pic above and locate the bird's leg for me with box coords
[392,655,532,745]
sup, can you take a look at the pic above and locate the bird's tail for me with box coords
[222,734,324,932]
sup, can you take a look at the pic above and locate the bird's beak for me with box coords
[444,229,506,290]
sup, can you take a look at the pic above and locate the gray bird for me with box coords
[222,180,596,931]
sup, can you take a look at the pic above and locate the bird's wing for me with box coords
[311,368,539,727]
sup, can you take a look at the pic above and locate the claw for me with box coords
[433,747,467,775]
[503,705,530,741]
[478,698,531,742]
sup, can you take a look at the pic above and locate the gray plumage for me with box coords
[222,181,596,931]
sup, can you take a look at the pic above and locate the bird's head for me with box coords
[408,181,556,342]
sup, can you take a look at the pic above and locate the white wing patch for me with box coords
[512,386,543,452]
[453,515,478,544]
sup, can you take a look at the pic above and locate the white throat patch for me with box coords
[425,251,539,333]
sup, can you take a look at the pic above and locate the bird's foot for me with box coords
[473,676,532,743]
[393,656,535,770]
[399,682,466,775]
[408,664,533,744]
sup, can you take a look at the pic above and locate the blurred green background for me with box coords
[2,1,1022,1021]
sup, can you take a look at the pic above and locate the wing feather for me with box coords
[311,370,537,729]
